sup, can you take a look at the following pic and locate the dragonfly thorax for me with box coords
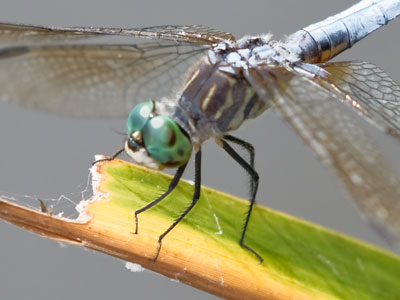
[211,35,298,72]
[125,100,192,170]
[175,40,280,143]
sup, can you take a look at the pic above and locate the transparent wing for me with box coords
[0,22,235,46]
[0,23,98,45]
[319,61,400,139]
[0,42,207,117]
[247,65,400,246]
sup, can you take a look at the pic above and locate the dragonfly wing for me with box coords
[0,22,235,46]
[0,23,97,45]
[0,43,207,117]
[117,25,236,44]
[247,65,400,247]
[318,61,400,140]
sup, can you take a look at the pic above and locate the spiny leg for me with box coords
[134,162,188,234]
[152,150,202,261]
[223,135,255,194]
[91,147,125,165]
[219,137,262,263]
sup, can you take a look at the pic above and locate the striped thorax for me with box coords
[175,35,297,144]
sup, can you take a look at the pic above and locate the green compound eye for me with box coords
[126,101,154,135]
[142,116,192,166]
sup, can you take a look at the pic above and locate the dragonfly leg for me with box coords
[223,135,255,193]
[219,137,263,263]
[91,147,125,166]
[152,150,202,262]
[134,162,187,235]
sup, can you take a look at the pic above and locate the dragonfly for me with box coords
[0,0,400,262]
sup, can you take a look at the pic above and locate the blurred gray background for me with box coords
[0,0,399,299]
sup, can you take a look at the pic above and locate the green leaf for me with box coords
[1,158,399,300]
[101,159,400,300]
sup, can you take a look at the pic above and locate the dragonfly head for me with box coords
[125,101,192,170]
